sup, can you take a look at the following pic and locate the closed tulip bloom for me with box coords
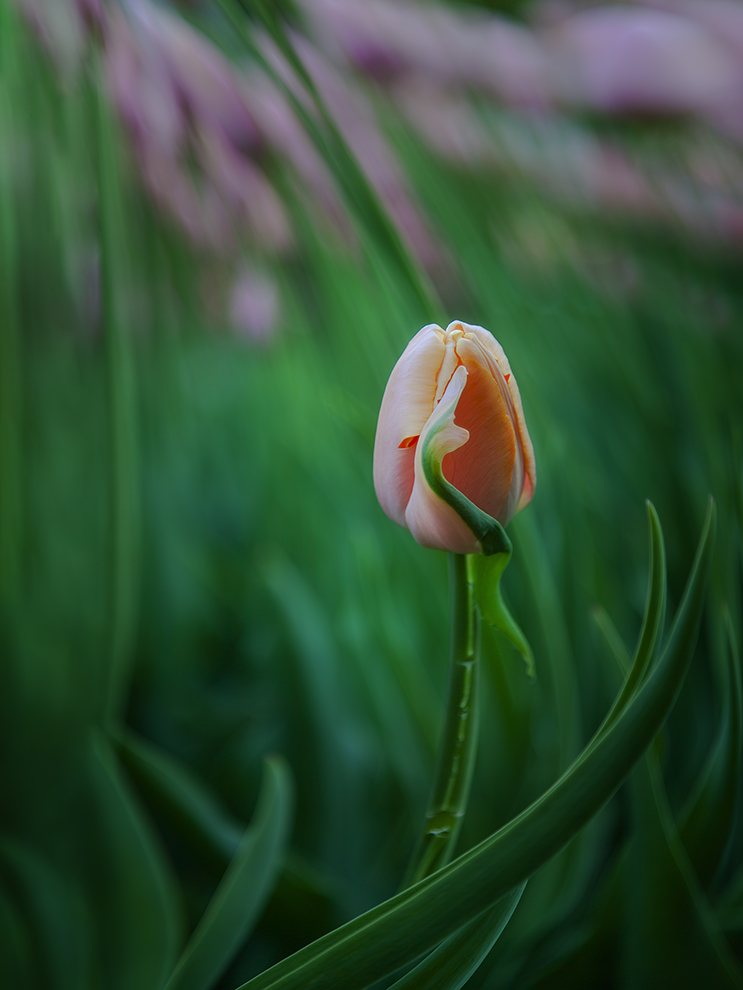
[373,320,536,554]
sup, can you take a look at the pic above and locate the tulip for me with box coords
[373,320,535,554]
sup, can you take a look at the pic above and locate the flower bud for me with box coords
[373,320,536,554]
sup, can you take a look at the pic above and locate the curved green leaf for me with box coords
[0,837,91,990]
[520,851,625,990]
[474,550,534,676]
[0,880,34,990]
[678,608,743,888]
[88,732,182,990]
[0,0,23,618]
[387,885,526,990]
[94,44,141,723]
[115,729,242,867]
[231,501,714,990]
[591,501,667,745]
[164,755,293,990]
[624,752,743,988]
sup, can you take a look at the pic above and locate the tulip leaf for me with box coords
[517,850,625,989]
[717,862,743,938]
[592,605,633,671]
[0,881,34,989]
[230,502,715,990]
[387,884,526,990]
[95,43,141,722]
[623,751,743,988]
[591,502,667,742]
[115,729,242,867]
[0,836,92,989]
[473,550,535,677]
[677,607,743,888]
[87,732,182,990]
[163,755,293,990]
[0,0,22,616]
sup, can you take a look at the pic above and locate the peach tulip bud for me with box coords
[373,320,536,554]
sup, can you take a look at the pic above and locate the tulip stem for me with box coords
[402,553,480,888]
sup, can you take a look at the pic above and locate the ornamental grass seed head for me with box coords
[373,320,536,554]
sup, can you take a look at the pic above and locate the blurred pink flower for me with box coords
[642,0,743,57]
[638,0,743,137]
[229,265,280,343]
[123,0,261,150]
[237,66,354,243]
[259,30,441,267]
[106,6,183,159]
[391,77,492,165]
[105,0,292,252]
[546,6,739,117]
[104,0,438,264]
[300,0,550,109]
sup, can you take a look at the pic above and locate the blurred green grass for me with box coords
[1,1,742,988]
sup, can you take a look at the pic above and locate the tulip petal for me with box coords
[448,335,519,524]
[453,323,536,515]
[373,325,446,526]
[405,366,483,554]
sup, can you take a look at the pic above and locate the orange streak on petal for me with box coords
[398,435,420,449]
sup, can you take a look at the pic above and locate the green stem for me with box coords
[0,1,23,618]
[402,553,480,887]
[94,49,140,724]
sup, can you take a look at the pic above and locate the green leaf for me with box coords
[678,607,743,888]
[0,837,92,990]
[263,552,359,863]
[623,752,743,988]
[164,755,293,990]
[0,0,23,618]
[87,732,182,990]
[590,501,667,745]
[230,502,715,990]
[717,863,743,939]
[520,852,624,990]
[387,885,526,990]
[94,43,140,723]
[473,551,534,676]
[115,729,243,867]
[0,880,34,990]
[593,604,633,670]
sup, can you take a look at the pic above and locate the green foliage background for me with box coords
[0,1,742,988]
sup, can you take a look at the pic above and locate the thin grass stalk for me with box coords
[94,45,140,724]
[0,2,23,616]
